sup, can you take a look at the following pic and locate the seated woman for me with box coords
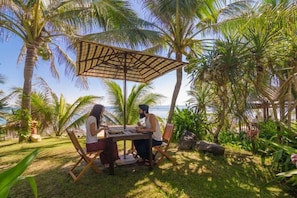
[85,104,122,167]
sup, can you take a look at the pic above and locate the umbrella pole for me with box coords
[123,55,127,159]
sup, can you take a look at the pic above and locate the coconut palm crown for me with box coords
[0,0,138,140]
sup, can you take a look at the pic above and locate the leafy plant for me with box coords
[14,109,32,142]
[258,120,279,140]
[218,130,255,152]
[103,80,165,126]
[277,169,297,186]
[172,107,206,140]
[0,149,39,198]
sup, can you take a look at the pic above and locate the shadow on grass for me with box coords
[3,138,293,198]
[0,141,18,149]
[0,138,71,166]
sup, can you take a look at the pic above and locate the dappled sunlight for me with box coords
[1,138,293,198]
[126,174,190,198]
[152,178,189,198]
[26,159,61,173]
[126,177,165,197]
[61,161,75,169]
[134,177,150,186]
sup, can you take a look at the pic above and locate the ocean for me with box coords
[106,105,186,121]
[0,105,186,125]
[148,105,186,120]
[0,107,14,125]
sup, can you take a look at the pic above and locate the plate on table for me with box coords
[108,130,124,134]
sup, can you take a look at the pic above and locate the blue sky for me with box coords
[0,36,191,106]
[0,2,191,107]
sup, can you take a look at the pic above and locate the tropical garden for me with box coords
[1,0,297,197]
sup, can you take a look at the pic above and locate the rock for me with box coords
[30,134,42,142]
[195,141,225,155]
[178,130,198,150]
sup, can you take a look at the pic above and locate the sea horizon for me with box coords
[0,105,186,125]
[106,104,186,120]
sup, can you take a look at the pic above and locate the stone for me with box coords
[178,130,198,150]
[30,134,42,142]
[195,141,225,155]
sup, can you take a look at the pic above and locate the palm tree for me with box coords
[30,91,54,134]
[0,74,6,109]
[140,0,251,123]
[103,80,165,125]
[51,94,101,136]
[186,34,255,143]
[186,1,297,141]
[238,1,297,124]
[4,77,102,136]
[0,0,138,140]
[32,77,102,136]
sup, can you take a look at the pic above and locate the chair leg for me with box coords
[69,155,101,182]
[87,152,102,173]
[69,157,84,182]
[154,148,176,166]
[90,159,102,173]
[160,150,177,165]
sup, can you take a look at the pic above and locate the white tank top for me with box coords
[86,116,98,144]
[145,114,162,141]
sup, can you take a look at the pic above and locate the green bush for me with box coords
[258,120,278,140]
[218,130,254,151]
[172,107,206,140]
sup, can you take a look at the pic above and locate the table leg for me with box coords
[149,133,153,170]
[124,140,126,159]
[108,137,114,175]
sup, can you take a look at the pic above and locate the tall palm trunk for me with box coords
[287,83,292,128]
[213,85,228,144]
[19,45,38,142]
[167,52,183,123]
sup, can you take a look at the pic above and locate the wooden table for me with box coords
[106,125,153,175]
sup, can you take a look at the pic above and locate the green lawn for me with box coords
[0,137,292,198]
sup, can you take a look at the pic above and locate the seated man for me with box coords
[134,104,162,163]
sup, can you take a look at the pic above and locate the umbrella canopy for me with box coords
[76,40,188,127]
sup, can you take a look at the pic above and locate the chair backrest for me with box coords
[67,130,85,155]
[162,124,174,143]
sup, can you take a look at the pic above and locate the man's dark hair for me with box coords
[139,104,149,113]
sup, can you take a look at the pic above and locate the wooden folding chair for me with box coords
[153,123,177,166]
[67,130,103,182]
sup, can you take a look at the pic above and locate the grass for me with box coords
[0,137,293,198]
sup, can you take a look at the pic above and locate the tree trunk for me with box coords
[167,52,183,123]
[213,86,228,144]
[19,45,38,142]
[287,83,292,128]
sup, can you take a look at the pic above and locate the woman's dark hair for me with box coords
[89,104,105,127]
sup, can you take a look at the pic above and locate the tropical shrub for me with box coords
[12,109,31,142]
[172,107,206,140]
[218,130,254,151]
[258,120,279,140]
[259,121,297,169]
[260,139,297,195]
[255,121,297,195]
